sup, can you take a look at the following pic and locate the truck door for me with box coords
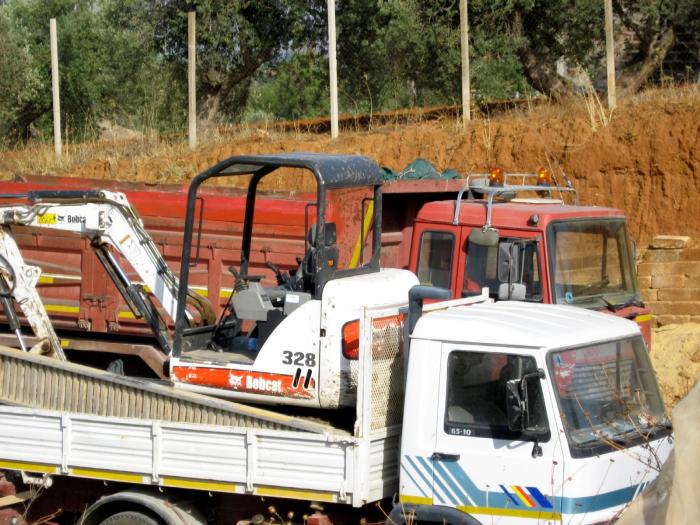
[430,344,564,523]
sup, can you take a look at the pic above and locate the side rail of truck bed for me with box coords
[0,405,362,504]
[0,304,406,507]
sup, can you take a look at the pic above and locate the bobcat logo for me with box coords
[228,374,243,388]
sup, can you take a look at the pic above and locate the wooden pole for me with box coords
[459,0,471,126]
[604,0,616,109]
[188,11,197,149]
[327,0,339,139]
[50,18,62,157]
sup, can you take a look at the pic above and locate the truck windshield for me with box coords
[549,337,667,457]
[548,219,640,309]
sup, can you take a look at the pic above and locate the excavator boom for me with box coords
[0,190,214,357]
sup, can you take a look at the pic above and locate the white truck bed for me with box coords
[0,405,400,507]
[0,304,405,507]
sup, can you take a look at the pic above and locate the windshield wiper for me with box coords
[647,420,673,433]
[610,419,671,444]
[601,296,645,312]
[576,428,629,447]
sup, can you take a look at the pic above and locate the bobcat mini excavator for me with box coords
[0,153,417,409]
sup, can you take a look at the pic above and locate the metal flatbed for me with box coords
[0,304,405,507]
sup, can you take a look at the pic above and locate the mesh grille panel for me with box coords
[369,314,405,431]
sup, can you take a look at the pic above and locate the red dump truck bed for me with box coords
[0,174,461,338]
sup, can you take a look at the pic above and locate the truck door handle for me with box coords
[432,452,460,461]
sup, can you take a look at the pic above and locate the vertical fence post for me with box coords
[459,0,471,126]
[327,0,339,139]
[50,18,62,157]
[188,11,197,149]
[604,0,616,109]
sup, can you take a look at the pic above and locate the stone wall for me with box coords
[637,236,700,326]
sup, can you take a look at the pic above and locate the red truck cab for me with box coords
[407,171,652,347]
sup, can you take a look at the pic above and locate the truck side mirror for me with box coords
[505,379,524,431]
[497,242,521,283]
[505,369,546,433]
[469,227,499,247]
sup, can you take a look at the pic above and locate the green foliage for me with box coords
[0,0,185,142]
[0,0,698,142]
[522,0,605,72]
[334,0,461,110]
[470,32,534,101]
[142,0,320,122]
[0,7,44,141]
[243,52,330,122]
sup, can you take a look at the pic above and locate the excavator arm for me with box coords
[0,225,65,359]
[0,190,215,356]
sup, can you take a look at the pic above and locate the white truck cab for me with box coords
[395,299,672,525]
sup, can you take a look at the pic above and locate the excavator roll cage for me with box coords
[173,153,385,357]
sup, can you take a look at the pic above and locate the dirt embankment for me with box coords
[652,323,700,409]
[1,87,698,243]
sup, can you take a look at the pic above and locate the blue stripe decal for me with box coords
[433,461,472,506]
[441,459,488,506]
[500,485,520,506]
[556,484,640,514]
[400,463,428,499]
[409,455,644,515]
[416,456,459,505]
[526,486,553,509]
[404,456,432,497]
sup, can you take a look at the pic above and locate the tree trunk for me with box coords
[200,88,224,126]
[196,41,271,127]
[617,27,675,97]
[511,10,575,100]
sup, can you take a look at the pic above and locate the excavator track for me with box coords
[0,346,334,434]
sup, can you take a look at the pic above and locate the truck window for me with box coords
[464,238,542,301]
[445,351,549,440]
[416,231,454,289]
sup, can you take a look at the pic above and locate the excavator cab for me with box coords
[169,154,391,407]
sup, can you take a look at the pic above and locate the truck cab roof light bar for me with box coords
[452,172,579,226]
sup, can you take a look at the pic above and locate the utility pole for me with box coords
[604,0,616,109]
[459,0,471,126]
[327,0,339,139]
[50,18,62,157]
[188,11,197,149]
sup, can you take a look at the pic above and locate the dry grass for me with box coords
[626,81,700,106]
[1,84,697,185]
[0,123,309,186]
[581,84,613,131]
[1,134,189,180]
